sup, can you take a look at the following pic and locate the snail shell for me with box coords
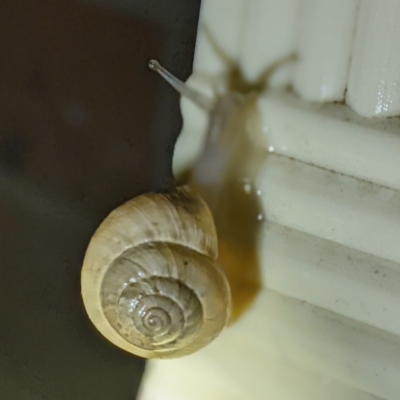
[81,186,231,359]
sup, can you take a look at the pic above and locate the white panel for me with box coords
[193,0,246,75]
[260,222,400,336]
[139,290,395,400]
[242,291,400,400]
[256,154,400,265]
[293,0,359,101]
[138,349,379,400]
[167,2,400,397]
[258,90,400,191]
[239,0,300,84]
[138,355,248,400]
[175,86,400,189]
[347,1,400,117]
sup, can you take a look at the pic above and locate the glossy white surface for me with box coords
[260,222,400,336]
[141,2,400,399]
[293,0,358,102]
[258,89,400,191]
[192,0,400,118]
[256,154,400,265]
[167,97,400,398]
[347,1,400,117]
[139,290,397,400]
[176,86,400,192]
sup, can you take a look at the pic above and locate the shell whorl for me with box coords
[81,186,231,359]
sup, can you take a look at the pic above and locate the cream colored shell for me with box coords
[81,186,231,359]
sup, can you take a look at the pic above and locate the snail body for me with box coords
[81,60,242,359]
[81,185,231,359]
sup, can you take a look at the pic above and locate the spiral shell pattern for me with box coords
[81,186,231,359]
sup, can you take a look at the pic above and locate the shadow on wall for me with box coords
[0,0,199,399]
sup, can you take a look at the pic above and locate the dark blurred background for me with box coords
[0,0,200,398]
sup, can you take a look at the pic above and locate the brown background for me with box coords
[0,0,200,398]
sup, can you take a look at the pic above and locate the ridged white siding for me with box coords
[139,1,400,399]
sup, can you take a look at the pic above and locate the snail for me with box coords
[80,60,235,359]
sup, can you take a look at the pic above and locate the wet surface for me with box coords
[186,95,267,323]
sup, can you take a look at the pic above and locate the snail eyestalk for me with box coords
[148,59,213,111]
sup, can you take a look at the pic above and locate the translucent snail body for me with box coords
[153,59,266,323]
[81,60,258,359]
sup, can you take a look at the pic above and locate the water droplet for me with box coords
[257,214,264,221]
[243,183,251,194]
[268,145,275,153]
[256,189,262,196]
